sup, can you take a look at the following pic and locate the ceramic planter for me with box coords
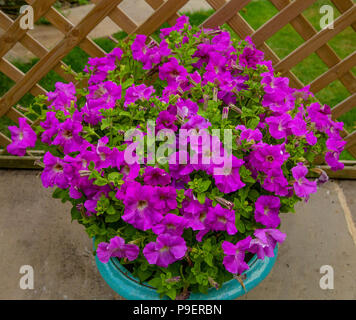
[95,244,278,300]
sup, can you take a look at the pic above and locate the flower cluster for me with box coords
[6,16,345,299]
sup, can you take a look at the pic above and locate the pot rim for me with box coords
[95,241,278,300]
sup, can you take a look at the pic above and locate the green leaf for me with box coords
[106,205,116,215]
[100,118,111,130]
[93,177,108,186]
[52,188,65,199]
[246,117,260,129]
[148,277,161,288]
[235,218,245,233]
[105,213,120,223]
[108,172,121,181]
[136,268,153,282]
[165,288,177,300]
[70,206,82,222]
[248,189,259,202]
[197,193,206,204]
[122,78,134,89]
[200,180,211,192]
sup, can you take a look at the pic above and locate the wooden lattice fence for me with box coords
[0,0,355,178]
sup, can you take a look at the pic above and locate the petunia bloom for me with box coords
[213,156,245,194]
[254,195,281,228]
[143,166,171,186]
[41,152,70,189]
[7,117,37,156]
[222,236,252,274]
[96,236,139,263]
[249,228,286,260]
[122,183,163,231]
[152,213,187,236]
[206,204,237,235]
[143,234,187,267]
[291,162,317,200]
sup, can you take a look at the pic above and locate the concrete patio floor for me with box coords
[0,169,355,300]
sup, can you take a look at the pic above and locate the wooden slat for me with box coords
[130,0,189,36]
[0,0,123,118]
[91,0,137,34]
[6,107,32,124]
[270,0,356,96]
[0,132,11,147]
[309,51,356,93]
[339,127,356,159]
[251,0,317,47]
[202,0,251,29]
[311,163,356,179]
[0,0,57,59]
[0,155,42,168]
[345,131,356,149]
[332,93,356,119]
[145,0,180,26]
[274,5,356,75]
[25,0,107,59]
[0,58,47,98]
[331,0,356,31]
[0,11,75,83]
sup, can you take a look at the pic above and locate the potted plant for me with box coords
[6,16,345,300]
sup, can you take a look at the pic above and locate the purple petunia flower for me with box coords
[254,195,281,228]
[248,143,288,174]
[52,111,86,154]
[325,151,344,171]
[265,113,292,139]
[159,57,188,87]
[41,152,70,189]
[7,117,37,156]
[152,213,187,236]
[96,236,139,264]
[160,15,189,39]
[143,234,187,268]
[206,204,237,235]
[262,168,290,197]
[236,125,263,144]
[122,183,163,231]
[156,110,177,132]
[40,111,60,144]
[213,156,245,194]
[124,84,155,107]
[152,186,177,213]
[87,81,122,108]
[47,82,77,115]
[249,228,286,260]
[143,166,171,186]
[239,37,264,70]
[222,236,252,274]
[291,162,317,200]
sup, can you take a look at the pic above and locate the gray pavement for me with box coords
[0,169,355,300]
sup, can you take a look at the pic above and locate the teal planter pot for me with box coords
[95,245,278,300]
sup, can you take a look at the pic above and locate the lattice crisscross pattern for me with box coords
[0,0,355,178]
